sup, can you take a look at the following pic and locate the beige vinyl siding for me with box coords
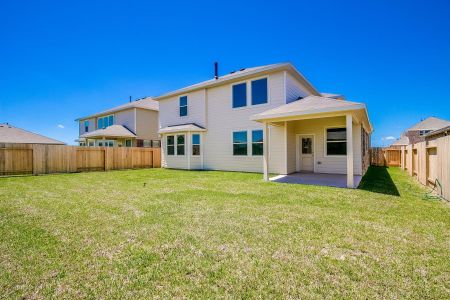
[114,109,136,133]
[159,89,206,128]
[292,116,362,175]
[160,71,288,173]
[135,109,159,140]
[188,132,203,170]
[286,122,296,174]
[79,118,95,136]
[268,125,287,174]
[203,71,286,173]
[285,72,311,104]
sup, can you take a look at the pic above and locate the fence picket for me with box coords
[0,143,160,176]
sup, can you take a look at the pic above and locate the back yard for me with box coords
[0,167,449,299]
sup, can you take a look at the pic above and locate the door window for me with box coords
[302,138,312,154]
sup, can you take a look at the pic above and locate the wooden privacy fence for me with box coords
[400,135,450,201]
[0,143,161,176]
[370,147,401,167]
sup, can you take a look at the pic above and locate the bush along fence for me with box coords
[400,135,450,201]
[0,143,161,176]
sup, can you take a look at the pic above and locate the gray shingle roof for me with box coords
[79,125,136,138]
[76,97,158,121]
[390,135,409,146]
[0,124,65,144]
[407,117,450,131]
[154,63,320,100]
[251,96,365,121]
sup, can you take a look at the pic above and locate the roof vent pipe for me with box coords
[214,62,219,80]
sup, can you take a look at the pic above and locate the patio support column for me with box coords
[346,114,354,188]
[263,122,269,182]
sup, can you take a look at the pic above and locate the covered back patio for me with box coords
[79,124,137,147]
[270,172,362,188]
[251,96,372,188]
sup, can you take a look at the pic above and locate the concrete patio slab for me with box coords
[270,172,362,188]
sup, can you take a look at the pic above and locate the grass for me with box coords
[0,167,449,299]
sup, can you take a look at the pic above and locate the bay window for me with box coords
[177,134,185,155]
[167,136,175,155]
[192,134,200,156]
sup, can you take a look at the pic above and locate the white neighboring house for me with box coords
[76,97,159,147]
[154,63,372,187]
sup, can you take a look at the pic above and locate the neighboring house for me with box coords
[154,63,372,188]
[76,97,159,147]
[390,135,409,149]
[425,125,450,141]
[391,116,450,147]
[0,123,65,144]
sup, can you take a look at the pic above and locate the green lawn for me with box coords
[0,167,449,299]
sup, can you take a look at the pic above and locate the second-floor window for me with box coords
[251,78,268,105]
[97,115,114,129]
[179,96,188,117]
[232,83,247,108]
[232,78,268,108]
[84,120,89,132]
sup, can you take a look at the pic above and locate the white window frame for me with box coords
[192,133,201,156]
[419,130,431,136]
[179,95,188,117]
[324,126,347,157]
[166,135,175,155]
[251,129,264,156]
[231,76,270,110]
[176,134,186,156]
[97,114,114,129]
[231,130,249,157]
[96,140,115,147]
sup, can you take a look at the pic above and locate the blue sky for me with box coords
[1,0,449,146]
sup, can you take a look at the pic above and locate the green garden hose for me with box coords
[423,178,446,201]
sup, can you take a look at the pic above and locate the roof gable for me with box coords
[154,63,320,100]
[407,117,450,131]
[76,97,158,121]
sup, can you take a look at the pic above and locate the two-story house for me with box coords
[154,63,372,188]
[391,116,450,147]
[76,97,160,147]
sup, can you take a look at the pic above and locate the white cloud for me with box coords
[57,124,65,129]
[385,136,396,140]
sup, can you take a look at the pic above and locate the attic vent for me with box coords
[230,71,236,74]
[240,68,246,71]
[297,96,304,100]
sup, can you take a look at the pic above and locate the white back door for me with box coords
[299,135,314,172]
